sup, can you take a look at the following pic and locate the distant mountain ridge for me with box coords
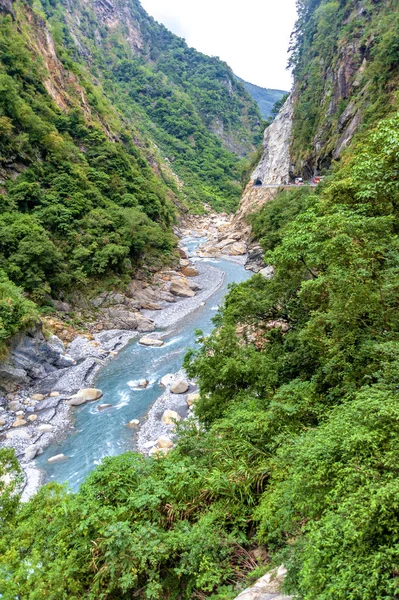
[235,76,288,119]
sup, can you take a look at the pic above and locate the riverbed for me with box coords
[35,237,251,490]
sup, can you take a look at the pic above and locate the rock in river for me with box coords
[139,337,164,347]
[170,379,189,394]
[47,454,68,464]
[66,388,103,406]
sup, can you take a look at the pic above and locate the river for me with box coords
[35,237,252,491]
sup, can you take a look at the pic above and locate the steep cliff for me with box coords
[232,0,399,231]
[290,0,399,176]
[0,0,264,351]
[252,94,293,185]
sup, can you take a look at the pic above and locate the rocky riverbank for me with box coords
[0,212,243,499]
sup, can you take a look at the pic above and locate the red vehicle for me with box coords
[313,176,324,184]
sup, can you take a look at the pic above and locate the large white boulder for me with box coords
[47,454,68,464]
[170,379,189,394]
[66,388,103,406]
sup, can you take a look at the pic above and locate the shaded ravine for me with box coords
[36,237,251,490]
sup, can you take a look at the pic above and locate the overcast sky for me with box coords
[140,0,297,91]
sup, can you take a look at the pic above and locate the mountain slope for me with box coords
[0,0,263,346]
[290,0,399,175]
[236,75,288,119]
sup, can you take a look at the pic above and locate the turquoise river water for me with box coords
[36,238,251,490]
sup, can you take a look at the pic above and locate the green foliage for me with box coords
[290,0,399,170]
[40,0,262,211]
[0,7,176,333]
[235,76,288,120]
[4,105,399,600]
[0,271,37,352]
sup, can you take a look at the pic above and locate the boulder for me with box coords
[169,280,196,298]
[8,400,22,412]
[47,454,68,464]
[31,394,45,401]
[127,419,140,428]
[27,414,38,422]
[6,430,31,440]
[178,248,188,259]
[234,565,291,600]
[98,404,113,411]
[66,388,103,406]
[228,242,247,256]
[187,392,200,406]
[25,444,39,461]
[136,317,156,332]
[181,266,199,277]
[138,379,149,388]
[139,337,164,347]
[157,436,173,449]
[170,379,189,394]
[162,410,182,425]
[159,373,175,387]
[37,424,54,433]
[260,266,274,279]
[49,391,60,397]
[0,416,6,427]
[12,419,27,428]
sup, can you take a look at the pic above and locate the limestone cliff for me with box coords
[252,94,293,186]
[228,95,293,234]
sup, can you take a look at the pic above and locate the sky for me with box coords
[140,0,297,91]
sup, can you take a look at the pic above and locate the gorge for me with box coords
[1,0,399,599]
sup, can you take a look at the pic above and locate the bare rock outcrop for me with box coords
[252,94,294,186]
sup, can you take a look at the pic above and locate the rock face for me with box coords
[0,325,74,394]
[0,0,14,17]
[252,94,294,186]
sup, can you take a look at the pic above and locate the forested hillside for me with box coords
[0,0,262,349]
[236,76,288,119]
[2,0,399,599]
[290,0,399,175]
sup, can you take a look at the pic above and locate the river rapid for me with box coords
[35,236,252,491]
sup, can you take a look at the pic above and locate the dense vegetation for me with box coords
[0,0,263,347]
[290,0,399,173]
[43,0,262,210]
[3,100,399,598]
[235,76,287,120]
